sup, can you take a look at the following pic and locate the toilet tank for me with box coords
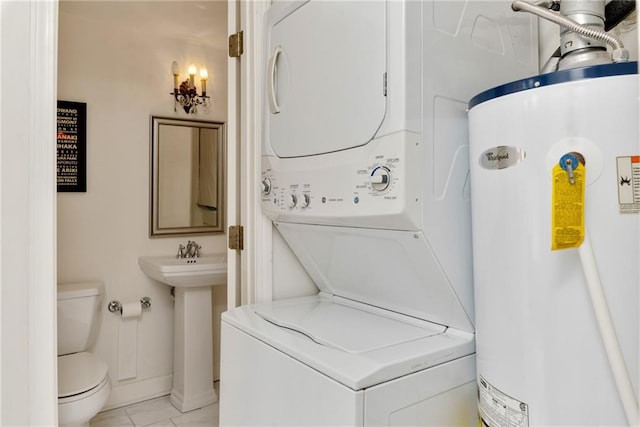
[57,282,104,356]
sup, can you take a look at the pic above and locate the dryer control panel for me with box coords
[261,132,422,230]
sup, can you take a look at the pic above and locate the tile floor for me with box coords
[90,383,219,427]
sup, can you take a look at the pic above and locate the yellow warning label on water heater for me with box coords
[551,159,585,250]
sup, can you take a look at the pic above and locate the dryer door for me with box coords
[266,0,386,158]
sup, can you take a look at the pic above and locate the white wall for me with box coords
[57,1,228,409]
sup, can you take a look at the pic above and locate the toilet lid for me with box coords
[58,352,108,398]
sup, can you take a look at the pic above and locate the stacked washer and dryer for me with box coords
[220,1,537,425]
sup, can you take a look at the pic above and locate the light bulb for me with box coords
[188,64,196,88]
[171,61,180,76]
[200,68,208,96]
[171,61,180,92]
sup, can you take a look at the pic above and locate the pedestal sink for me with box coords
[138,254,227,412]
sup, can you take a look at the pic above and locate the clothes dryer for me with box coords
[221,1,539,425]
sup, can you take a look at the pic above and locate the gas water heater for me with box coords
[469,62,638,426]
[468,1,638,424]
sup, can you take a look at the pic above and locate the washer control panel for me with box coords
[261,133,421,229]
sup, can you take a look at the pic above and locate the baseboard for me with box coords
[103,374,173,411]
[169,386,219,413]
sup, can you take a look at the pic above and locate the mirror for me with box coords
[150,116,225,237]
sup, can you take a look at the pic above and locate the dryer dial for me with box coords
[370,166,391,191]
[262,177,272,195]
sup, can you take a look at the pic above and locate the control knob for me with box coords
[370,166,391,191]
[299,194,310,208]
[288,194,298,208]
[261,177,272,195]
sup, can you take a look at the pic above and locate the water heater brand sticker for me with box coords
[616,156,640,214]
[479,146,526,170]
[478,376,529,427]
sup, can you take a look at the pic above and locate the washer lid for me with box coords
[274,222,475,332]
[58,352,108,398]
[256,297,445,354]
[225,294,475,390]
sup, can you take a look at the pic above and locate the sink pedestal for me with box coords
[137,255,227,413]
[171,285,217,412]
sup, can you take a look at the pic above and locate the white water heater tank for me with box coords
[468,63,639,426]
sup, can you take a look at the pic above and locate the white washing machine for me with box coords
[220,1,539,425]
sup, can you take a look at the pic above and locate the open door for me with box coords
[227,0,273,309]
[226,0,241,309]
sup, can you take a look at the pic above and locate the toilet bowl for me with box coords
[57,282,111,426]
[58,352,111,426]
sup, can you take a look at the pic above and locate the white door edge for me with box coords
[239,0,273,305]
[228,0,273,308]
[226,0,241,309]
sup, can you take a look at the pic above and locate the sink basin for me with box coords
[138,254,227,287]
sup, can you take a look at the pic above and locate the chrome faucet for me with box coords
[177,240,201,258]
[176,244,186,258]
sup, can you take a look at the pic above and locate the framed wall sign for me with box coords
[57,100,87,192]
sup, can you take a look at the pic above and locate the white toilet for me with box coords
[57,282,111,426]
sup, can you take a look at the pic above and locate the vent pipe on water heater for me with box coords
[512,0,630,70]
[539,0,637,73]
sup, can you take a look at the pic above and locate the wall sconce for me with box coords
[171,61,211,114]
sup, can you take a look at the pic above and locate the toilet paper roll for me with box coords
[120,302,142,319]
[118,302,142,381]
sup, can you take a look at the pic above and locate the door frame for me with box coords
[0,0,58,424]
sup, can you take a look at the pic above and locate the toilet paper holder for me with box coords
[108,297,151,314]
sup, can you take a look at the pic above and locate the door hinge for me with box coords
[229,31,244,58]
[228,225,244,250]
